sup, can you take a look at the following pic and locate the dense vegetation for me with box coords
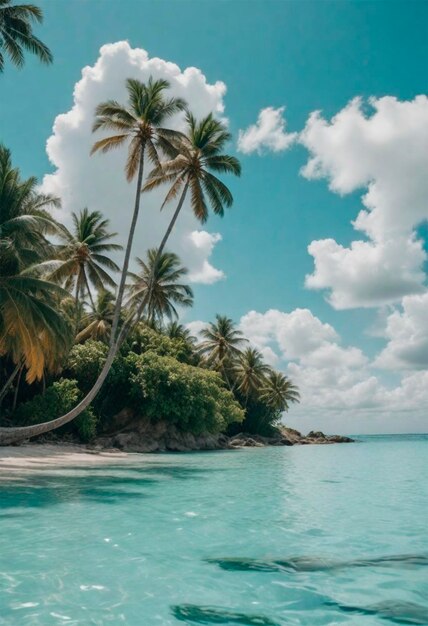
[0,11,299,444]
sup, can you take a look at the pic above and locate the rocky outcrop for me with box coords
[95,414,229,453]
[94,413,354,453]
[228,427,354,448]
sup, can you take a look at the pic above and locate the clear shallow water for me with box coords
[1,435,428,626]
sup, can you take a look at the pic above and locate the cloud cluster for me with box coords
[237,106,296,154]
[42,41,230,284]
[238,307,428,416]
[300,96,428,308]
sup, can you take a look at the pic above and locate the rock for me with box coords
[307,431,326,440]
[326,435,354,443]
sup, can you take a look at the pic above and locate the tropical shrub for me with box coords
[129,352,244,434]
[66,340,109,393]
[127,323,194,363]
[14,378,97,442]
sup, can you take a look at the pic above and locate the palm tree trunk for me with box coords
[83,271,96,310]
[0,362,21,405]
[115,181,190,347]
[12,365,24,413]
[0,145,147,446]
[110,142,145,345]
[75,279,81,334]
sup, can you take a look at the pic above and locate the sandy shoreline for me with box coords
[0,443,134,474]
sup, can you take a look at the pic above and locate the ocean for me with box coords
[1,434,427,625]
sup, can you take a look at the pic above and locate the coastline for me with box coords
[0,428,354,471]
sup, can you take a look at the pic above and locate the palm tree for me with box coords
[0,78,188,443]
[91,77,187,345]
[259,371,300,412]
[0,1,52,72]
[127,248,193,324]
[198,315,247,387]
[0,146,69,400]
[233,348,271,404]
[46,208,122,314]
[0,242,72,386]
[0,144,59,265]
[126,112,241,331]
[75,289,115,343]
[165,321,195,343]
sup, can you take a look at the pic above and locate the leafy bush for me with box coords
[66,340,109,393]
[129,352,244,434]
[14,378,97,442]
[127,323,194,363]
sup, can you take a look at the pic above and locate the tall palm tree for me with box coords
[75,289,115,344]
[0,242,72,385]
[91,77,187,345]
[0,78,188,444]
[46,208,122,313]
[0,1,52,72]
[233,347,271,403]
[259,371,300,412]
[0,144,59,265]
[125,112,241,333]
[198,315,247,387]
[127,248,193,324]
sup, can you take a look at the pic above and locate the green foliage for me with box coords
[127,323,194,363]
[129,352,244,435]
[66,340,109,393]
[14,378,97,442]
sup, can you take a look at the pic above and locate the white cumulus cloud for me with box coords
[300,96,428,309]
[374,292,428,370]
[237,106,296,154]
[41,41,230,284]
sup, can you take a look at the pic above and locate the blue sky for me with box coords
[2,0,428,433]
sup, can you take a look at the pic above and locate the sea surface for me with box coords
[1,434,428,625]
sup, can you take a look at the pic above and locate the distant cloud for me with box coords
[238,307,428,415]
[237,106,297,154]
[185,320,208,342]
[300,96,428,308]
[41,41,228,284]
[374,292,428,370]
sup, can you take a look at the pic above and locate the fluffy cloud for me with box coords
[185,320,208,341]
[41,41,229,283]
[306,236,426,309]
[300,96,428,308]
[185,305,428,432]
[374,292,428,370]
[237,106,296,154]
[238,307,428,417]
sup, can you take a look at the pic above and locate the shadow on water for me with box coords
[207,554,428,573]
[325,600,428,625]
[0,461,220,511]
[0,473,156,511]
[171,604,281,625]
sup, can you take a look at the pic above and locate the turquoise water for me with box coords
[1,435,428,625]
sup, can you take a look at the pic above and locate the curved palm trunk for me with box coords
[0,344,118,444]
[0,145,146,446]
